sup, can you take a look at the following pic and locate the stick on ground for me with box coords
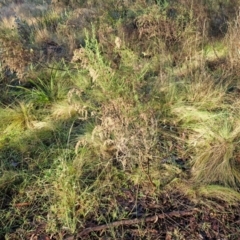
[77,210,196,237]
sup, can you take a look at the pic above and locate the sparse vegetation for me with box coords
[1,0,240,239]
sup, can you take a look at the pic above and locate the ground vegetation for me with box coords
[1,0,240,239]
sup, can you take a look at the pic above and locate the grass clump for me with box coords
[188,113,240,188]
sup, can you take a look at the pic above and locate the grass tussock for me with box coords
[1,0,240,238]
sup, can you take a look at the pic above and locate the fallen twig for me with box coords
[13,202,31,208]
[77,210,195,237]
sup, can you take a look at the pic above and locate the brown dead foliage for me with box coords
[6,187,239,239]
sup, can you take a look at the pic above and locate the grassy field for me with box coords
[1,0,240,239]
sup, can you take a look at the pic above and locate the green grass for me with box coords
[1,0,240,238]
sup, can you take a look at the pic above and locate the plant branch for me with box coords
[77,209,196,237]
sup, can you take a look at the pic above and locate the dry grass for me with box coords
[189,115,240,188]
